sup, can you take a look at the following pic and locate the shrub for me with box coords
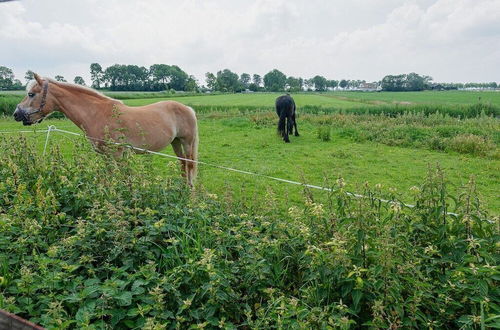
[316,126,331,141]
[0,137,498,329]
[446,134,496,156]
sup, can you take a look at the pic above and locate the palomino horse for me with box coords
[276,94,299,143]
[14,74,199,186]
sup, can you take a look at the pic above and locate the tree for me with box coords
[252,74,262,86]
[286,76,303,92]
[327,80,338,89]
[249,74,262,92]
[150,64,172,90]
[25,70,35,84]
[74,76,86,85]
[0,66,14,89]
[339,79,348,89]
[311,75,327,91]
[167,65,189,91]
[205,72,217,91]
[239,73,251,89]
[11,79,22,90]
[263,69,286,92]
[216,69,240,92]
[55,75,67,82]
[90,63,103,89]
[381,73,431,91]
[185,75,199,92]
[104,64,126,90]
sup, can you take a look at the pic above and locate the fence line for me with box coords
[2,125,462,216]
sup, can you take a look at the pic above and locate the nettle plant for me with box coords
[0,136,498,329]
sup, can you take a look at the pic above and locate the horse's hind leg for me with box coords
[292,112,299,136]
[180,137,196,187]
[171,138,187,179]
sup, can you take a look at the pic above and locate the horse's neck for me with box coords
[53,86,116,134]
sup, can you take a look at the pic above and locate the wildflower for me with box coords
[207,193,218,200]
[389,201,402,213]
[469,263,478,275]
[424,245,438,255]
[410,186,420,193]
[311,203,324,216]
[337,177,346,188]
[375,183,382,190]
[288,206,302,219]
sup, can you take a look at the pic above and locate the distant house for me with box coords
[357,82,380,92]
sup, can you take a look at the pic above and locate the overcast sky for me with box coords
[1,0,499,85]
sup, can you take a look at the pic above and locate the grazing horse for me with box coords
[14,73,199,186]
[275,94,299,143]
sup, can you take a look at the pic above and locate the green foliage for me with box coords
[264,69,287,92]
[0,137,498,329]
[0,94,22,116]
[316,125,331,141]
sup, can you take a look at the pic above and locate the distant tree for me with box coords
[0,66,14,89]
[55,75,67,82]
[104,64,126,90]
[25,70,35,84]
[263,69,286,92]
[249,74,262,91]
[205,72,217,91]
[303,79,313,91]
[74,76,86,85]
[381,73,431,91]
[185,75,199,92]
[311,75,328,91]
[327,80,338,89]
[252,74,262,86]
[12,79,23,90]
[150,64,171,90]
[339,79,348,89]
[166,65,189,91]
[239,73,251,89]
[286,76,303,92]
[216,69,240,92]
[406,72,425,91]
[90,63,103,89]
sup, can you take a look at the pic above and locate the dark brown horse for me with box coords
[276,94,299,142]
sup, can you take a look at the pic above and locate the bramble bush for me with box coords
[0,137,498,329]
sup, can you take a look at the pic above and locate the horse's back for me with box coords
[275,94,295,115]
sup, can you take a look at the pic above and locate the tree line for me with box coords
[0,65,498,92]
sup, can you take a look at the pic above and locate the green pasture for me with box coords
[334,90,500,106]
[123,90,500,108]
[124,93,366,108]
[1,113,498,214]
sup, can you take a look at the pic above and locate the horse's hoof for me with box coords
[284,139,290,143]
[295,133,300,137]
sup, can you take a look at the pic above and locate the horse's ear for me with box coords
[33,73,44,86]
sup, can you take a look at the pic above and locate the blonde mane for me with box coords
[44,78,123,104]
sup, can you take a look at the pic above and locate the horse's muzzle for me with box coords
[13,107,36,126]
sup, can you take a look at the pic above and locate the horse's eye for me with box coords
[28,93,35,98]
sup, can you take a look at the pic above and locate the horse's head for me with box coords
[14,73,55,126]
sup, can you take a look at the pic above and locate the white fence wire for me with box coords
[1,125,464,217]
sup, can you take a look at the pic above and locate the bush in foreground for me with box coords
[0,137,498,329]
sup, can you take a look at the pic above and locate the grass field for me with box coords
[1,111,498,213]
[1,90,499,328]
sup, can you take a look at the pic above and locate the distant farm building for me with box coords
[357,82,380,92]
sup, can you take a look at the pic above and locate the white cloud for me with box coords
[1,0,499,84]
